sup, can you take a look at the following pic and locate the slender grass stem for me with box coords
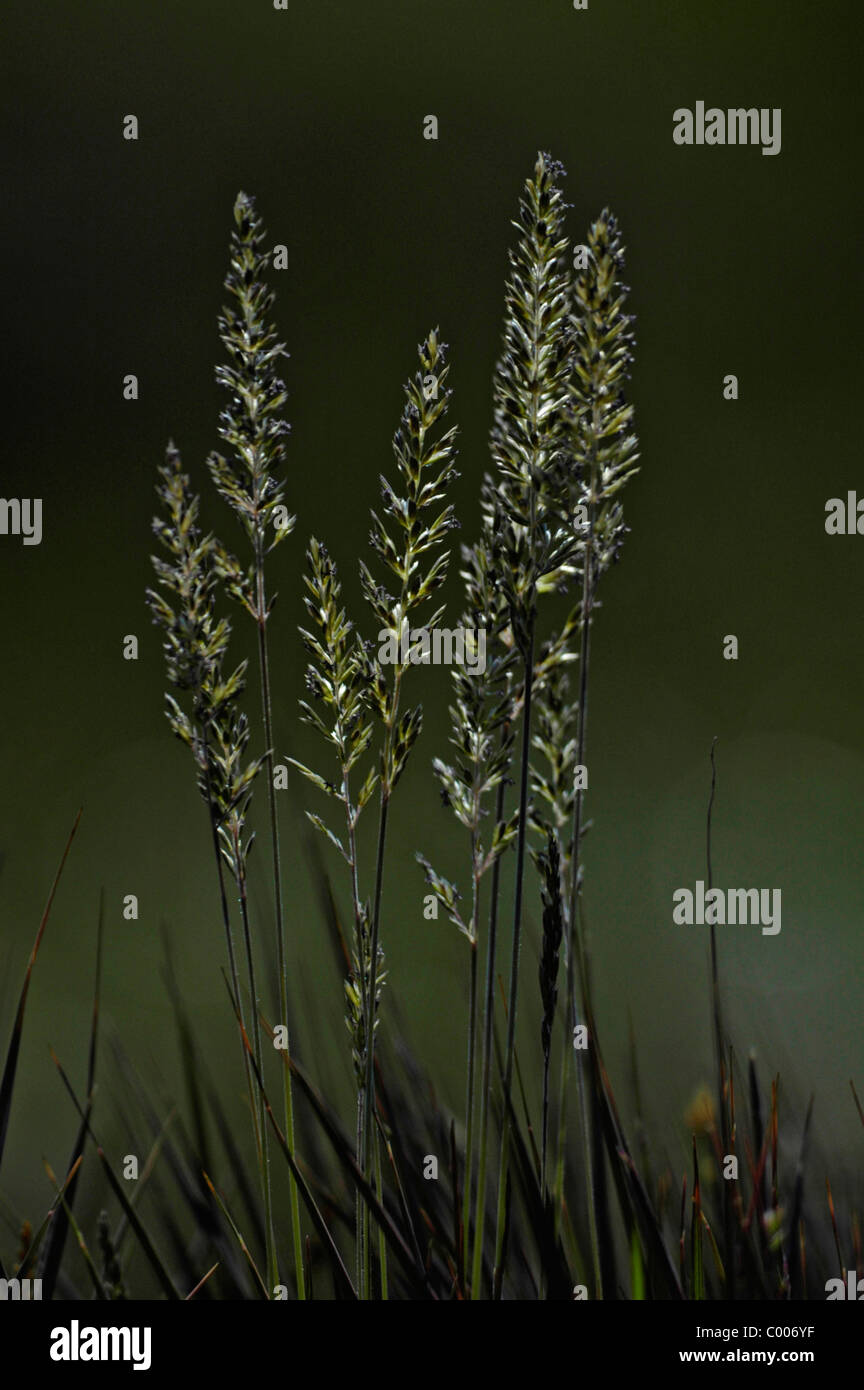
[579,1025,603,1298]
[471,763,508,1298]
[355,1090,364,1291]
[552,989,569,1234]
[461,887,479,1286]
[375,1121,388,1300]
[201,736,262,1165]
[493,622,535,1294]
[361,787,391,1297]
[566,498,593,995]
[254,562,305,1299]
[234,826,278,1295]
[540,1039,552,1208]
[342,770,367,1293]
[561,427,607,1297]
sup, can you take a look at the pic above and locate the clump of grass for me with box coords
[0,156,859,1309]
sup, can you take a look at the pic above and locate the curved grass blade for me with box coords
[186,1262,220,1300]
[0,810,82,1179]
[375,1108,425,1278]
[44,1159,108,1300]
[17,1155,83,1274]
[39,889,104,1297]
[700,1209,725,1290]
[50,1048,181,1299]
[500,1056,573,1299]
[108,1029,247,1294]
[788,1094,814,1299]
[202,1173,268,1298]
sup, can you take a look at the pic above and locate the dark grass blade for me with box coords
[735,1213,773,1299]
[627,1006,653,1189]
[826,1177,844,1273]
[373,1042,457,1291]
[93,1141,180,1300]
[161,927,212,1176]
[203,1077,267,1256]
[109,1096,173,1255]
[590,1078,616,1295]
[50,1048,181,1299]
[588,1034,684,1299]
[202,1172,269,1298]
[501,1065,573,1299]
[39,888,104,1297]
[45,1159,109,1300]
[109,1031,249,1294]
[748,1052,767,1221]
[186,1262,219,1300]
[491,1169,512,1300]
[375,1105,426,1278]
[0,810,82,1179]
[567,903,613,1299]
[229,1004,358,1300]
[17,1156,84,1276]
[787,1094,814,1299]
[447,1118,465,1298]
[146,1170,217,1297]
[700,1207,725,1289]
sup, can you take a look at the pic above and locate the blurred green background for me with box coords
[2,0,861,1252]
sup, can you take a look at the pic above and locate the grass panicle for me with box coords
[145,443,276,1285]
[287,536,378,1285]
[357,328,459,1296]
[553,204,641,1293]
[206,191,303,1294]
[487,150,581,1296]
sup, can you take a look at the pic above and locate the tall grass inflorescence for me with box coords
[486,152,582,1294]
[205,192,304,1296]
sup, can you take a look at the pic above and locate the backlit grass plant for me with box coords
[0,155,859,1305]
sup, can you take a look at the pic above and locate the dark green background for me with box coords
[2,0,861,1239]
